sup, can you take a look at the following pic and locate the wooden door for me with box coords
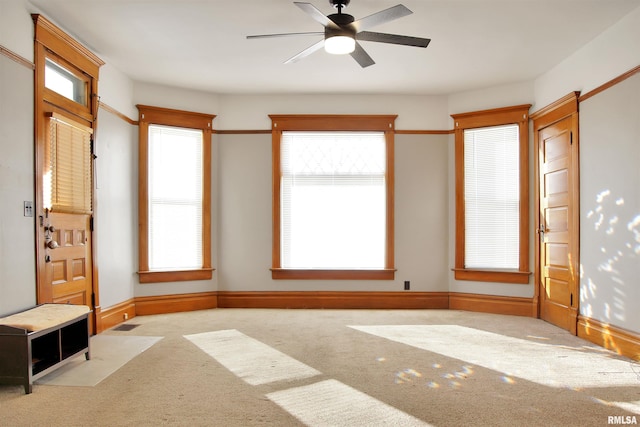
[537,115,579,333]
[38,112,96,333]
[45,213,93,307]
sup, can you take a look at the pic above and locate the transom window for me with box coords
[270,115,396,280]
[44,58,88,106]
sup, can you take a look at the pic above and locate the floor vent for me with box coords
[112,324,140,331]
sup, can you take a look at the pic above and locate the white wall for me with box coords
[534,5,640,110]
[216,94,449,130]
[92,61,139,308]
[0,54,36,315]
[0,0,34,61]
[134,82,220,119]
[0,1,42,315]
[99,62,137,120]
[447,80,534,124]
[94,109,138,308]
[579,73,640,332]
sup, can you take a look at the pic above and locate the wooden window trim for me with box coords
[270,115,396,280]
[451,105,532,284]
[270,269,396,280]
[137,105,215,283]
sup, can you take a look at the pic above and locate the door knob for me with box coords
[47,240,59,249]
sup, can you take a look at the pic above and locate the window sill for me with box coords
[271,268,396,280]
[452,268,531,284]
[138,268,214,283]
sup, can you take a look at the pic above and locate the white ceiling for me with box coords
[28,0,640,95]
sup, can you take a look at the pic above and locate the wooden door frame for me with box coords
[530,92,581,334]
[33,15,104,333]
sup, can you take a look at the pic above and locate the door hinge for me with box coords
[91,293,96,307]
[570,132,573,145]
[90,136,97,160]
[570,293,573,306]
[90,216,94,232]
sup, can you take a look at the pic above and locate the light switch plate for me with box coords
[24,201,33,217]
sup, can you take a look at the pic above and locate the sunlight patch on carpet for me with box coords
[350,325,640,388]
[36,335,162,387]
[184,329,321,385]
[611,400,640,414]
[267,379,431,427]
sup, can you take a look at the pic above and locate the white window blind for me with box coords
[281,132,386,269]
[148,125,203,270]
[464,124,520,269]
[45,114,93,214]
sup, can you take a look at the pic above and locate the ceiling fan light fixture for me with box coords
[247,1,431,67]
[324,34,355,54]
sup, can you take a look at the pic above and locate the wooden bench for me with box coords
[0,304,91,394]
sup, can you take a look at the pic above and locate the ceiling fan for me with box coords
[247,0,431,68]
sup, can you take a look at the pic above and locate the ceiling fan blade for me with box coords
[352,4,412,32]
[247,32,324,39]
[294,2,339,28]
[357,31,431,48]
[284,39,325,64]
[350,42,375,68]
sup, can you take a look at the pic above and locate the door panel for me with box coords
[46,212,93,307]
[545,170,568,195]
[538,116,578,333]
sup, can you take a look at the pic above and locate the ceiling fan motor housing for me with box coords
[324,13,356,38]
[326,12,356,38]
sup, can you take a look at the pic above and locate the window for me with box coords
[452,105,531,284]
[137,105,215,283]
[44,113,93,214]
[44,58,88,106]
[270,115,396,280]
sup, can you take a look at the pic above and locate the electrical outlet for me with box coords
[123,313,128,320]
[404,280,410,290]
[23,201,33,217]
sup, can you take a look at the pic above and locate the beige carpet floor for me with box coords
[0,308,638,426]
